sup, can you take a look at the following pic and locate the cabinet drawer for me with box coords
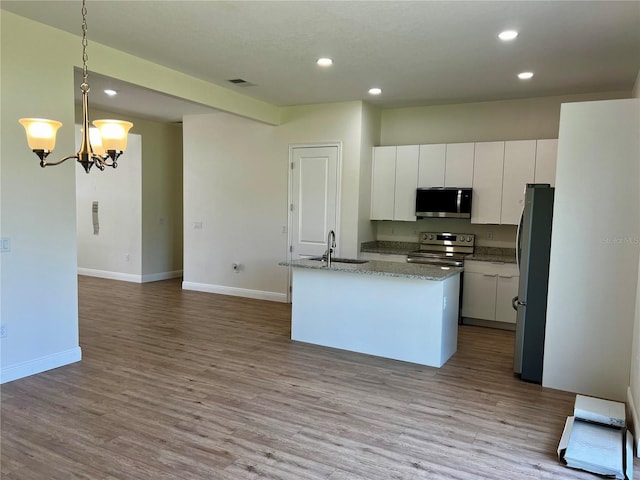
[464,260,518,276]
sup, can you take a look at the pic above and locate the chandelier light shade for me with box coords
[18,118,63,152]
[92,119,133,152]
[18,0,133,173]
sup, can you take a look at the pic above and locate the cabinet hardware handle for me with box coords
[483,274,498,277]
[498,275,513,279]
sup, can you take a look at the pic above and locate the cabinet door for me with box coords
[535,139,558,186]
[418,144,445,188]
[394,145,419,221]
[461,272,497,320]
[496,273,519,324]
[444,143,474,187]
[370,146,396,220]
[471,141,504,224]
[501,140,536,225]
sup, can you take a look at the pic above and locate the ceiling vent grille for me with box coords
[227,78,255,87]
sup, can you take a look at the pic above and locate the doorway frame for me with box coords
[286,142,343,303]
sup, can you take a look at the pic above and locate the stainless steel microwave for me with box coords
[415,187,472,219]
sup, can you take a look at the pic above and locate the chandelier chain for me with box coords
[80,0,89,93]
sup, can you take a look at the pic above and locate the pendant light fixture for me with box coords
[19,0,133,173]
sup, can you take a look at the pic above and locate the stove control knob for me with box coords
[429,234,435,240]
[460,235,467,242]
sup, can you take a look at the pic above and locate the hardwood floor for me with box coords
[0,276,631,479]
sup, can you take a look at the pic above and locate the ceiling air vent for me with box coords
[227,78,255,87]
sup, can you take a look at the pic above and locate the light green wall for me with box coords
[357,102,381,247]
[85,27,281,126]
[380,91,628,146]
[1,10,80,379]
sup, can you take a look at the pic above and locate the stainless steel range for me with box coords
[407,232,475,267]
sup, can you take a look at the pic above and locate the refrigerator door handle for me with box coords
[512,296,527,310]
[516,200,525,272]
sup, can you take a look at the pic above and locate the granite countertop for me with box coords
[466,247,517,264]
[280,258,462,281]
[360,241,419,255]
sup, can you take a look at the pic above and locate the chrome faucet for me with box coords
[325,229,336,267]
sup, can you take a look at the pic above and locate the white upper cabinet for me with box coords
[370,146,396,220]
[471,141,504,224]
[371,145,418,221]
[534,139,558,186]
[501,140,536,225]
[394,145,419,221]
[372,138,557,224]
[418,144,446,188]
[444,143,474,187]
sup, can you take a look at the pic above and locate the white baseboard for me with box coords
[78,268,183,284]
[1,347,82,384]
[627,386,639,457]
[78,268,142,283]
[182,281,287,303]
[142,270,183,283]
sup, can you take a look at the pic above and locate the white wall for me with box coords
[1,12,81,383]
[279,102,368,259]
[182,102,367,300]
[544,99,640,401]
[76,129,143,281]
[182,112,286,301]
[83,107,184,282]
[628,67,640,450]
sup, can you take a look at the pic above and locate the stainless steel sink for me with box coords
[308,256,369,264]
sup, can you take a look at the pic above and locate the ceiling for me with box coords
[3,1,639,123]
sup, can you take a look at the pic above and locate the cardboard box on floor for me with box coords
[557,395,633,479]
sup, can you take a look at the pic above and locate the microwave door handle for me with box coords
[456,190,462,214]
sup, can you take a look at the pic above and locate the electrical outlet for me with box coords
[0,325,7,338]
[193,221,203,229]
[0,238,10,252]
[487,231,494,240]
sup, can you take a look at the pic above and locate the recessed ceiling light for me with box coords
[518,72,534,80]
[368,87,382,95]
[316,58,333,67]
[104,89,117,96]
[498,30,518,41]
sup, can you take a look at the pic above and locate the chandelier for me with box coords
[19,0,133,173]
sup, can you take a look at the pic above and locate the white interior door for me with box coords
[289,145,339,261]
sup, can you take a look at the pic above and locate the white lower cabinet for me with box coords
[462,260,519,326]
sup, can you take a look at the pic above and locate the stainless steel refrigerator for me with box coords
[513,184,555,384]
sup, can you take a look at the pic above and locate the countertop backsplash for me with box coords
[373,219,517,249]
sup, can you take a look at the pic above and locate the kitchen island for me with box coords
[280,259,462,367]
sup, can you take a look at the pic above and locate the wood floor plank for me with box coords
[1,275,636,479]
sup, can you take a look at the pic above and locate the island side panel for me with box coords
[440,273,460,366]
[291,268,459,367]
